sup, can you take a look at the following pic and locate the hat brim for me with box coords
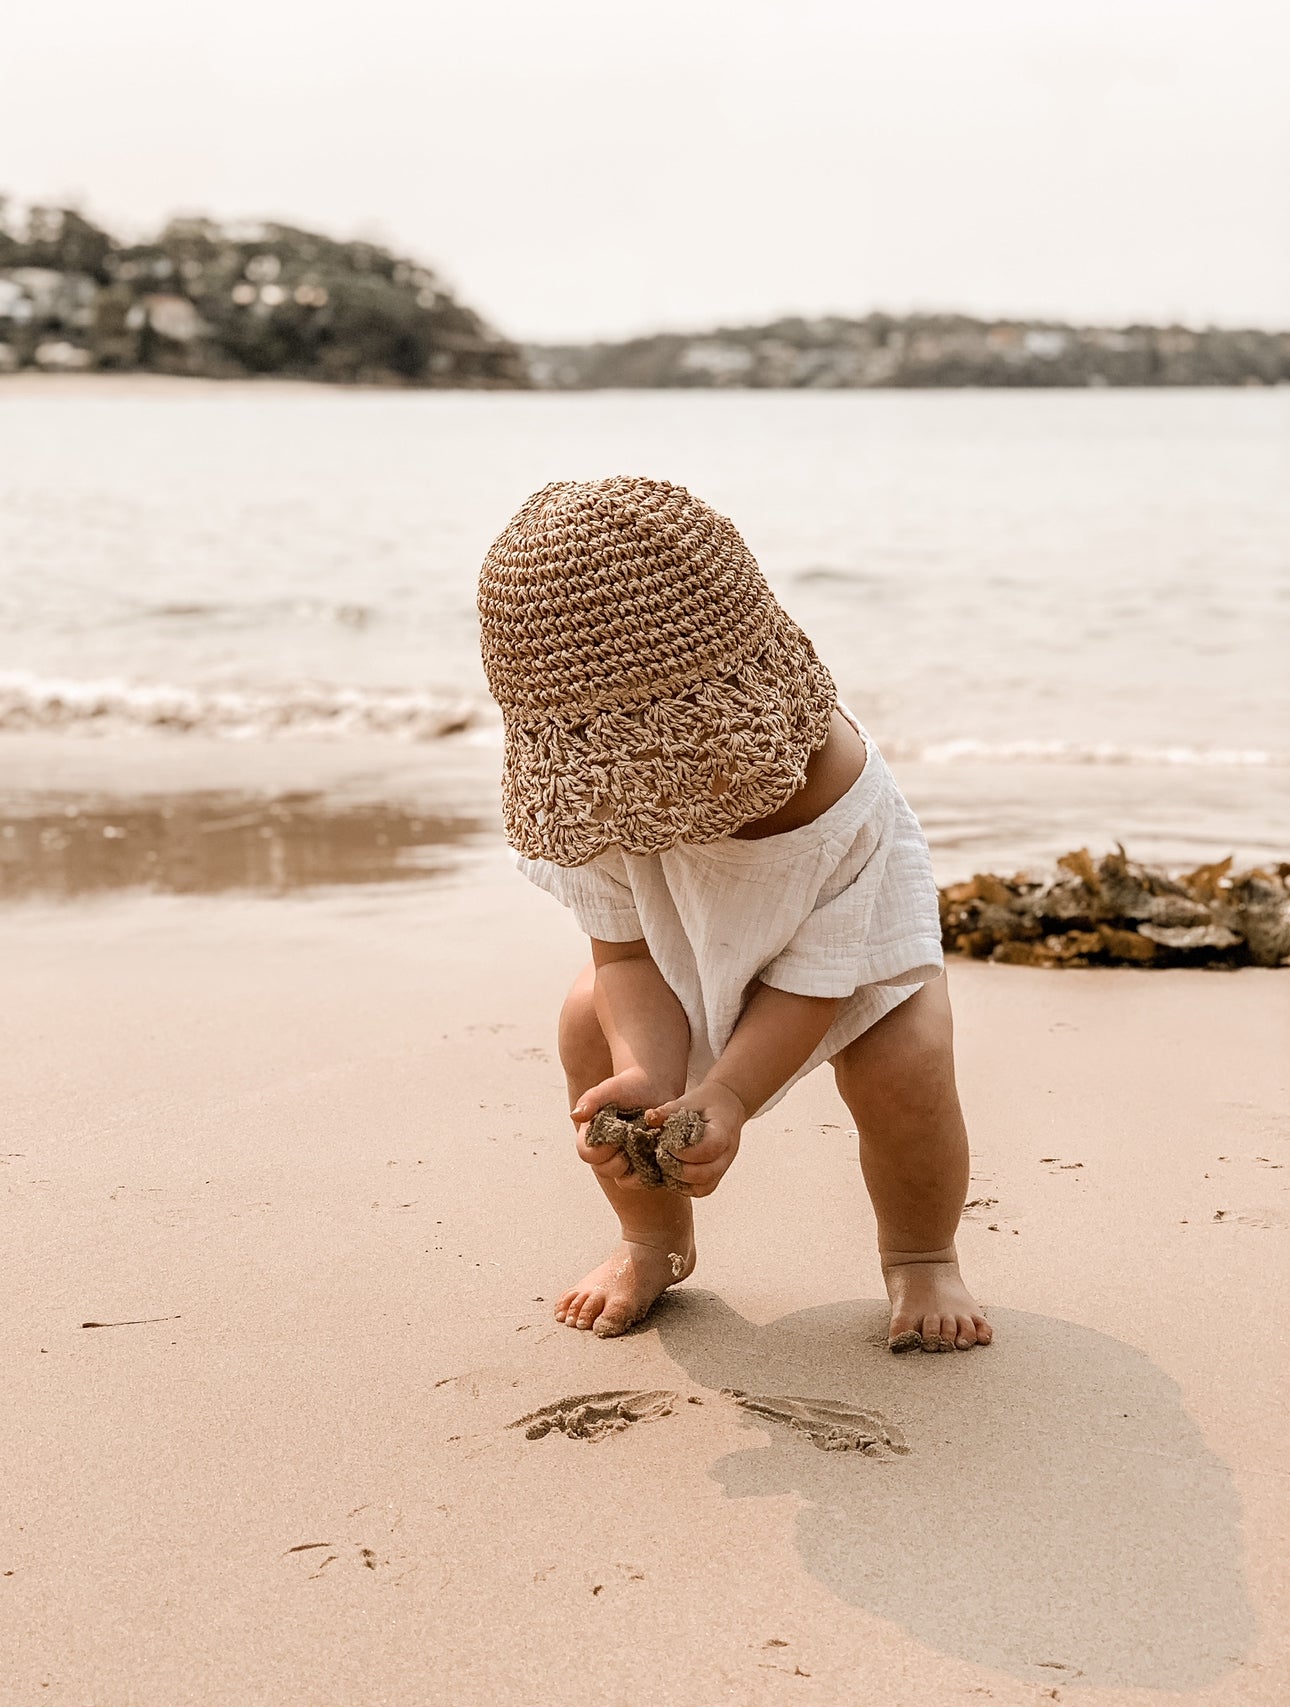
[501,616,837,866]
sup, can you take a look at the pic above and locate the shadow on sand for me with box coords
[654,1291,1254,1691]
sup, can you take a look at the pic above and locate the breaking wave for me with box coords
[0,671,489,740]
[0,672,1282,767]
[885,736,1290,768]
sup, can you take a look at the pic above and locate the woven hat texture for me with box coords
[478,476,836,865]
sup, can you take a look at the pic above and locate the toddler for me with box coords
[477,476,991,1353]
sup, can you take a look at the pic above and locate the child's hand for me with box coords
[571,1069,685,1191]
[643,1081,747,1198]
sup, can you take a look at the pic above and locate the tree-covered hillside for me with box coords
[528,312,1290,389]
[0,201,529,387]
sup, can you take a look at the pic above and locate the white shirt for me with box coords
[516,726,943,1114]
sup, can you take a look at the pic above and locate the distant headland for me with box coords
[2,200,1286,390]
[0,201,528,388]
[527,314,1290,390]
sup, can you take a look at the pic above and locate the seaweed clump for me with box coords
[939,848,1290,969]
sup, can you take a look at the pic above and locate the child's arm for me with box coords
[570,939,691,1190]
[645,983,841,1197]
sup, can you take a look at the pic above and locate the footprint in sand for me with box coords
[723,1391,910,1456]
[509,1390,677,1441]
[510,1388,908,1455]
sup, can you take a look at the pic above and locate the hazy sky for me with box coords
[4,0,1287,340]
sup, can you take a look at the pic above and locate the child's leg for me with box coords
[553,964,696,1337]
[833,978,992,1352]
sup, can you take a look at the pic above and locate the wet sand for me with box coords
[4,850,1288,1705]
[5,729,1289,895]
[0,734,497,898]
[0,794,485,899]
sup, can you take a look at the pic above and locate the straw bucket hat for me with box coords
[477,476,837,866]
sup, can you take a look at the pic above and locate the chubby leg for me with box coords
[554,963,695,1337]
[833,978,992,1352]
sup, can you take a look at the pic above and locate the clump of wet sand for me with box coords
[585,1104,705,1190]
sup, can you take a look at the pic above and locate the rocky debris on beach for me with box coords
[585,1104,706,1189]
[939,847,1290,969]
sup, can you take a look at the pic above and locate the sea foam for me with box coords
[0,671,1282,766]
[887,736,1288,769]
[0,671,483,740]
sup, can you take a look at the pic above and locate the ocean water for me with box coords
[2,384,1287,868]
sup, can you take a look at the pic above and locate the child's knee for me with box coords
[894,984,956,1079]
[835,983,958,1126]
[558,963,609,1081]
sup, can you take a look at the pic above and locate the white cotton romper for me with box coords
[516,720,944,1116]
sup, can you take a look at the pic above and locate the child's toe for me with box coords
[974,1315,993,1345]
[920,1313,944,1351]
[575,1292,605,1329]
[954,1314,977,1349]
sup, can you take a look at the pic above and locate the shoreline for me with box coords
[2,729,1287,895]
[4,370,1289,399]
[0,371,338,400]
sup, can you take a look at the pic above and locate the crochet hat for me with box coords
[477,476,837,866]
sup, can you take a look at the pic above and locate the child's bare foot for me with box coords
[555,1238,695,1338]
[882,1248,992,1352]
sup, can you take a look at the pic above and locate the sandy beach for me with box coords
[3,380,1287,1703]
[5,839,1288,1706]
